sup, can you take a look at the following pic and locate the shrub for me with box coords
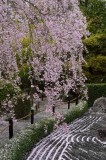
[81,0,106,85]
[0,78,31,119]
[83,72,106,83]
[0,118,55,160]
[0,79,21,115]
[87,83,106,107]
[83,34,106,55]
[64,101,88,123]
[86,55,106,73]
[80,0,106,34]
[0,79,21,102]
[83,55,106,83]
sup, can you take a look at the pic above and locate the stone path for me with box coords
[27,114,106,160]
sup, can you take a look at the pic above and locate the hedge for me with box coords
[0,118,55,160]
[87,83,106,107]
[64,101,88,123]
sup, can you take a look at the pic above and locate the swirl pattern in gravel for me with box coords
[27,114,106,160]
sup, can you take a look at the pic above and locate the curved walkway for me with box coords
[27,114,106,160]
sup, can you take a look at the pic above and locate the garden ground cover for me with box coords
[0,99,75,149]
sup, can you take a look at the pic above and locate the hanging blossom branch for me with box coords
[0,0,89,118]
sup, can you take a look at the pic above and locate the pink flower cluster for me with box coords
[0,0,88,117]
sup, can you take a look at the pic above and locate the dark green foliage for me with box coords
[87,83,106,107]
[83,34,106,83]
[83,34,106,55]
[16,37,32,67]
[14,96,31,119]
[16,36,33,91]
[0,80,31,119]
[16,47,32,67]
[81,0,106,83]
[0,81,20,102]
[18,64,31,91]
[64,101,88,123]
[86,55,106,73]
[80,0,106,33]
[0,80,21,113]
[64,108,80,123]
[83,55,106,83]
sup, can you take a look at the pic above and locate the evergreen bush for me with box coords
[83,34,106,55]
[87,83,106,107]
[83,55,106,83]
[64,101,88,123]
